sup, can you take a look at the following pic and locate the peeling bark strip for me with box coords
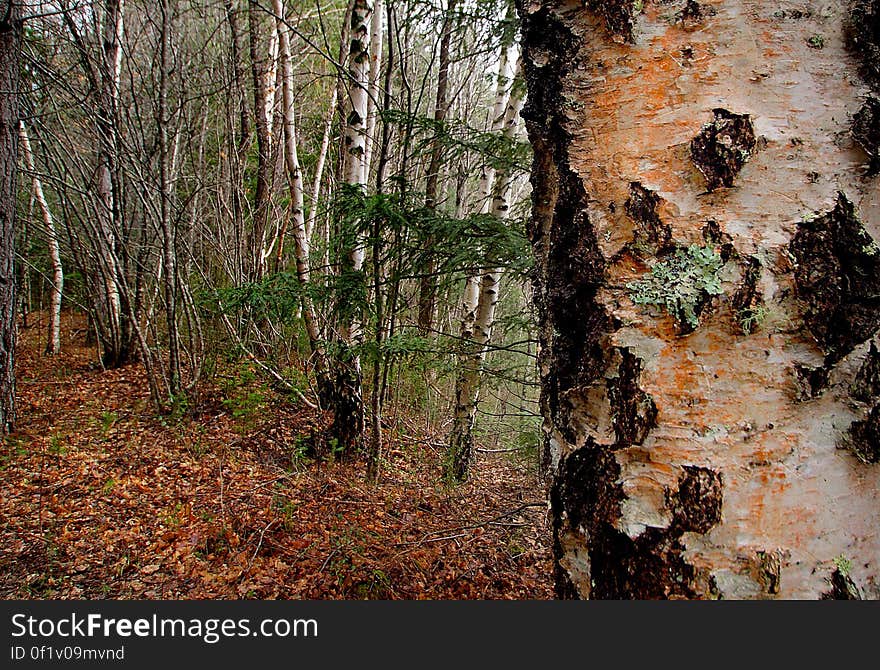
[520,0,880,599]
[790,193,880,364]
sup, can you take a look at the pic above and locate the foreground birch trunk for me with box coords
[519,0,880,599]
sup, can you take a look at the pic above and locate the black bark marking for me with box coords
[852,96,880,174]
[690,109,757,191]
[625,182,673,254]
[732,255,765,335]
[520,1,612,452]
[790,193,880,365]
[702,219,735,261]
[846,0,880,89]
[848,403,880,463]
[675,0,716,27]
[554,447,724,599]
[607,348,658,446]
[670,466,723,534]
[794,363,829,400]
[851,341,880,401]
[821,568,864,600]
[585,0,638,42]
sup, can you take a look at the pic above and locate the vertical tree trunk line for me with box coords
[0,0,21,434]
[19,122,63,356]
[446,66,524,481]
[332,0,374,456]
[417,0,458,335]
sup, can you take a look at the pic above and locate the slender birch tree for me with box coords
[19,122,62,355]
[332,0,373,455]
[447,61,524,481]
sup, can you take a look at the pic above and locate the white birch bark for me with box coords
[447,62,525,481]
[19,122,63,355]
[362,0,383,179]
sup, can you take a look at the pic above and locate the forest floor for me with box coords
[0,313,553,599]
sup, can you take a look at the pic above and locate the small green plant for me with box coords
[627,244,724,330]
[272,495,300,531]
[220,366,268,432]
[806,34,825,49]
[47,433,67,456]
[99,410,118,436]
[1,434,28,467]
[833,554,852,576]
[737,304,769,335]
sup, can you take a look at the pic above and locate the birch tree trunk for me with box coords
[247,1,273,283]
[223,0,250,285]
[363,0,383,179]
[519,0,880,599]
[0,0,21,434]
[273,0,332,399]
[95,0,128,367]
[333,0,373,455]
[19,122,63,356]
[447,72,524,481]
[158,0,181,397]
[417,0,458,334]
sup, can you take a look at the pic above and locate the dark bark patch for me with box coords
[852,96,880,174]
[546,176,611,393]
[520,1,612,451]
[328,360,364,457]
[690,109,757,191]
[553,443,702,599]
[670,466,723,534]
[821,568,864,600]
[848,403,880,463]
[553,445,723,598]
[732,255,765,335]
[674,0,716,27]
[851,341,880,401]
[794,363,829,400]
[755,550,782,595]
[607,348,658,446]
[585,0,638,42]
[625,182,673,254]
[846,0,880,89]
[702,219,735,261]
[789,192,880,364]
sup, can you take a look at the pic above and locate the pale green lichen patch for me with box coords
[627,245,724,333]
